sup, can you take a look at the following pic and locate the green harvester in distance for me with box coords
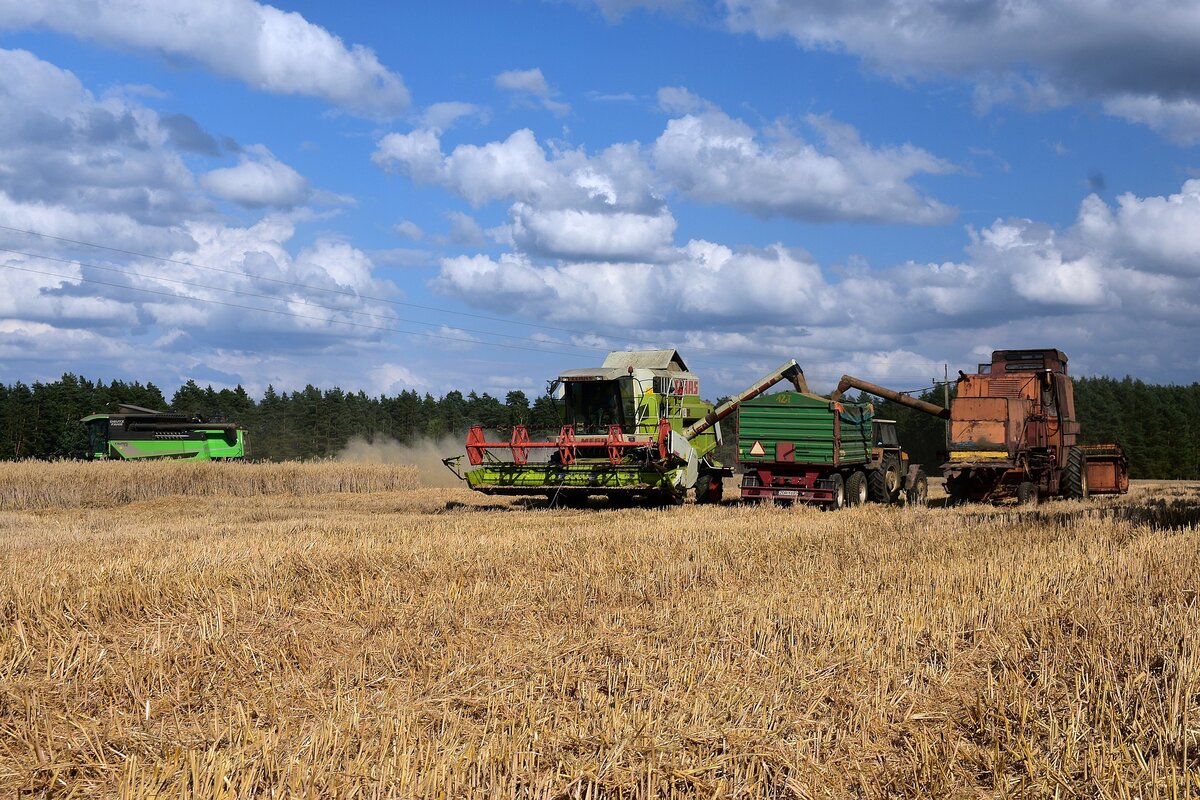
[82,404,247,461]
[444,349,807,506]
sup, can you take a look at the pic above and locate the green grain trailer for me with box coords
[82,404,246,461]
[737,392,928,508]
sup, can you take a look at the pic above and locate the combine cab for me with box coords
[445,350,807,505]
[83,404,246,461]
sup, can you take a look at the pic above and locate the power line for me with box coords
[0,262,609,360]
[0,246,617,357]
[2,259,950,396]
[0,223,775,361]
[0,223,955,371]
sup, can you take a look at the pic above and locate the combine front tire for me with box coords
[695,473,724,504]
[846,471,868,506]
[1063,446,1089,500]
[907,470,929,506]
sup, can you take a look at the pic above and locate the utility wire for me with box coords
[0,224,776,361]
[0,246,618,357]
[0,223,952,371]
[0,262,611,360]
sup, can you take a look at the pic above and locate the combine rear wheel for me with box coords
[846,471,868,506]
[1017,481,1039,506]
[1063,446,1089,499]
[869,457,901,503]
[907,470,929,506]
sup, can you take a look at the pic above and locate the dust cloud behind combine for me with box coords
[336,435,465,488]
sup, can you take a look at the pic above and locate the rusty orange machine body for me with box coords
[943,349,1127,503]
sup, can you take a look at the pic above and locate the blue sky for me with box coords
[1,1,1198,400]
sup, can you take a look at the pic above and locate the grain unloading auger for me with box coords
[830,348,1129,504]
[443,350,807,505]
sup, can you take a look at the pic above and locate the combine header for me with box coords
[444,350,807,505]
[82,404,247,461]
[831,348,1130,504]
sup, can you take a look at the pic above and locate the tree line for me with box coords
[0,373,1196,479]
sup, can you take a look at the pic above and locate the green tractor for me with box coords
[82,404,247,461]
[444,350,807,505]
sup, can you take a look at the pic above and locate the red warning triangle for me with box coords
[749,440,765,456]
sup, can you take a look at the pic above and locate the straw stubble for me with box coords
[0,462,1196,797]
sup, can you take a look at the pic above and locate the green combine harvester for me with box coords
[444,350,807,505]
[82,404,247,461]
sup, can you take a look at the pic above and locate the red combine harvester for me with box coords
[831,348,1130,504]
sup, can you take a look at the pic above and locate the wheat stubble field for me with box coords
[0,462,1197,798]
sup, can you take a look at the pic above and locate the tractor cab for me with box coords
[873,419,900,449]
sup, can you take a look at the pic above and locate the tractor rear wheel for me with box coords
[1017,481,1039,506]
[1063,446,1089,500]
[907,470,929,506]
[846,471,868,506]
[869,457,901,504]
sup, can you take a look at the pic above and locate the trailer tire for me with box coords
[869,457,901,504]
[1063,446,1089,500]
[846,471,868,506]
[1017,481,1039,506]
[907,470,929,506]
[827,473,846,510]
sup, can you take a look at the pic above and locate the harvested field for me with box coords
[0,465,1197,797]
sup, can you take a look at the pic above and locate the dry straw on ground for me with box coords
[0,463,1197,797]
[0,460,421,510]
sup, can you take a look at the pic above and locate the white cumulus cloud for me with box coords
[201,146,310,208]
[428,179,1200,384]
[718,0,1200,142]
[0,0,409,117]
[495,67,571,116]
[653,108,956,224]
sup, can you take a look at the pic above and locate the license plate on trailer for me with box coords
[776,490,799,497]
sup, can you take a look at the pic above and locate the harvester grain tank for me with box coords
[736,391,929,508]
[82,404,247,461]
[830,348,1130,503]
[444,350,807,505]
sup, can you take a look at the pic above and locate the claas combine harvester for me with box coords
[831,348,1129,504]
[443,350,807,505]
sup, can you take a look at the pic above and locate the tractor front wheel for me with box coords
[907,470,929,506]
